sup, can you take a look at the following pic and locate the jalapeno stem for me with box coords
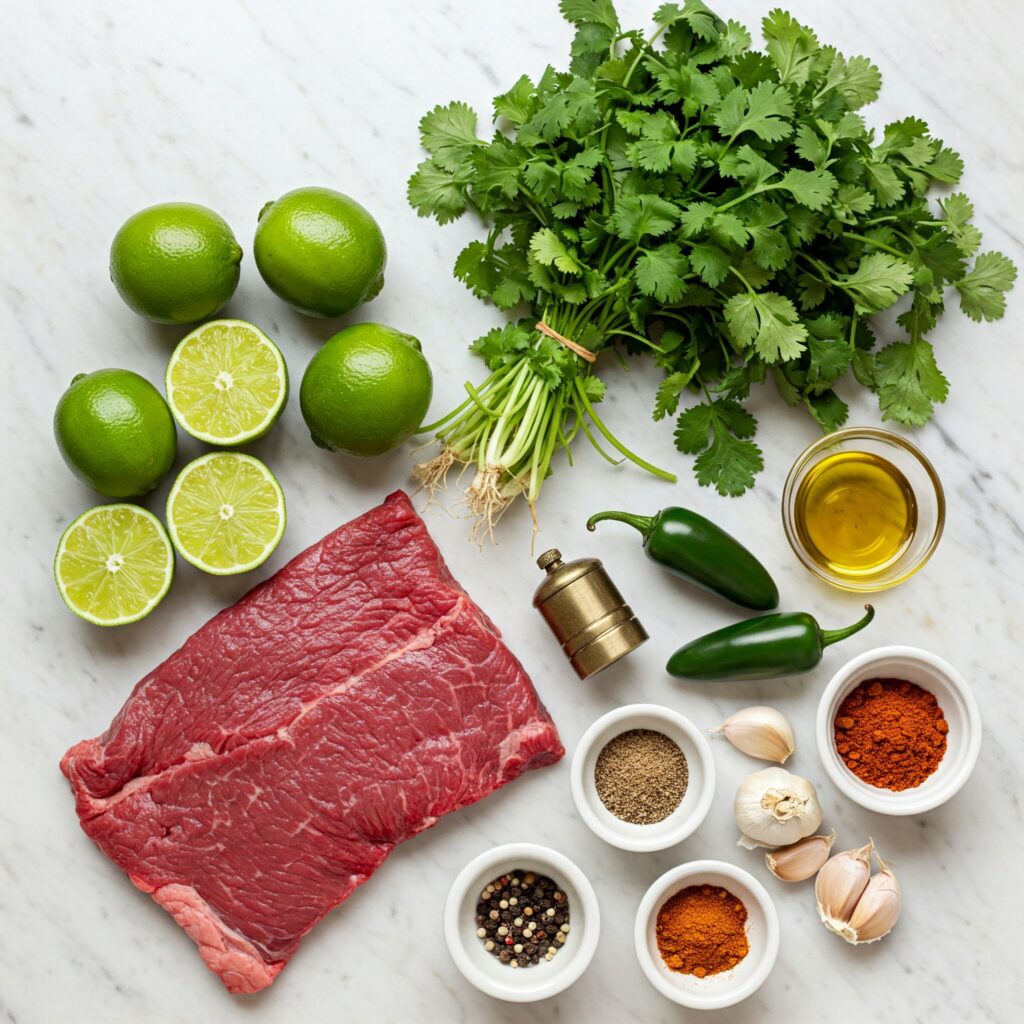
[586,510,656,540]
[820,605,875,648]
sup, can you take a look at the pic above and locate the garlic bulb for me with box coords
[733,767,823,847]
[765,830,836,882]
[816,842,902,944]
[711,706,796,764]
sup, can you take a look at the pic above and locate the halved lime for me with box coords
[165,319,288,445]
[54,504,174,626]
[166,452,286,575]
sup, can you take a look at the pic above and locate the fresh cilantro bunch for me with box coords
[409,0,1015,513]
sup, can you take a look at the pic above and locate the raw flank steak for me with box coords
[61,491,563,993]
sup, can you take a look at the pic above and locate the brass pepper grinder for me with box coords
[532,548,648,679]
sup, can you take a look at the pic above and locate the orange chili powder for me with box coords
[655,884,748,977]
[834,678,948,790]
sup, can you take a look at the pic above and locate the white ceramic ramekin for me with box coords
[816,645,982,815]
[443,843,599,1002]
[570,703,715,852]
[634,860,779,1009]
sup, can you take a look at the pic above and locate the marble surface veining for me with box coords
[2,1,1022,1021]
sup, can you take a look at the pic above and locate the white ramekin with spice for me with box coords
[634,860,779,1009]
[570,704,716,852]
[816,646,982,815]
[443,843,600,1002]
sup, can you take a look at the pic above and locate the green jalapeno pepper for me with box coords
[586,507,779,611]
[666,605,875,681]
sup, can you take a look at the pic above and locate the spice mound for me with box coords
[595,728,689,824]
[834,678,947,790]
[656,885,749,977]
[475,870,570,968]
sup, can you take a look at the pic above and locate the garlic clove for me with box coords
[711,706,796,764]
[845,854,901,944]
[815,840,874,937]
[765,830,836,882]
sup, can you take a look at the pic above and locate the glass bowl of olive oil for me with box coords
[782,427,945,592]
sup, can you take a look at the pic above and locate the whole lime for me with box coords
[254,187,386,318]
[110,203,242,324]
[299,324,432,457]
[54,369,177,497]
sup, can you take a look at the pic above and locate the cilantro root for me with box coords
[409,0,1016,523]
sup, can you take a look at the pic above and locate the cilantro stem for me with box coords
[622,24,668,89]
[576,397,623,465]
[841,231,906,258]
[574,378,676,481]
[613,328,663,351]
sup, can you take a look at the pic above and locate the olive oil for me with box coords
[794,451,917,577]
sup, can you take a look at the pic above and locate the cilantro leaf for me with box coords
[675,398,763,495]
[418,102,482,172]
[837,252,914,313]
[956,251,1017,322]
[493,75,536,126]
[806,390,849,432]
[875,338,949,425]
[804,335,852,393]
[779,168,837,210]
[635,243,689,302]
[762,10,819,88]
[938,193,982,255]
[561,147,604,200]
[521,79,600,142]
[625,112,698,174]
[689,243,731,286]
[530,228,582,274]
[570,23,616,77]
[825,54,882,109]
[407,160,467,223]
[926,145,964,184]
[472,138,524,199]
[710,213,748,247]
[654,1,719,40]
[454,241,500,298]
[713,80,794,142]
[864,161,904,207]
[654,365,698,420]
[724,291,808,362]
[559,0,619,30]
[748,224,791,270]
[609,193,678,241]
[678,202,716,236]
[793,123,828,166]
[722,145,778,187]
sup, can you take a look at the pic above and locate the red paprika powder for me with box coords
[834,678,948,790]
[655,884,748,977]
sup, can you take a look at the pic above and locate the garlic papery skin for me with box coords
[843,856,901,944]
[733,767,823,847]
[765,830,836,882]
[711,706,796,764]
[815,840,873,935]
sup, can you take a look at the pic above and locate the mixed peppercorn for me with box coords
[475,869,570,968]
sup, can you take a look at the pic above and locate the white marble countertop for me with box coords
[3,1,1022,1021]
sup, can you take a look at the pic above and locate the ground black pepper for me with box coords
[475,869,570,968]
[594,728,689,824]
